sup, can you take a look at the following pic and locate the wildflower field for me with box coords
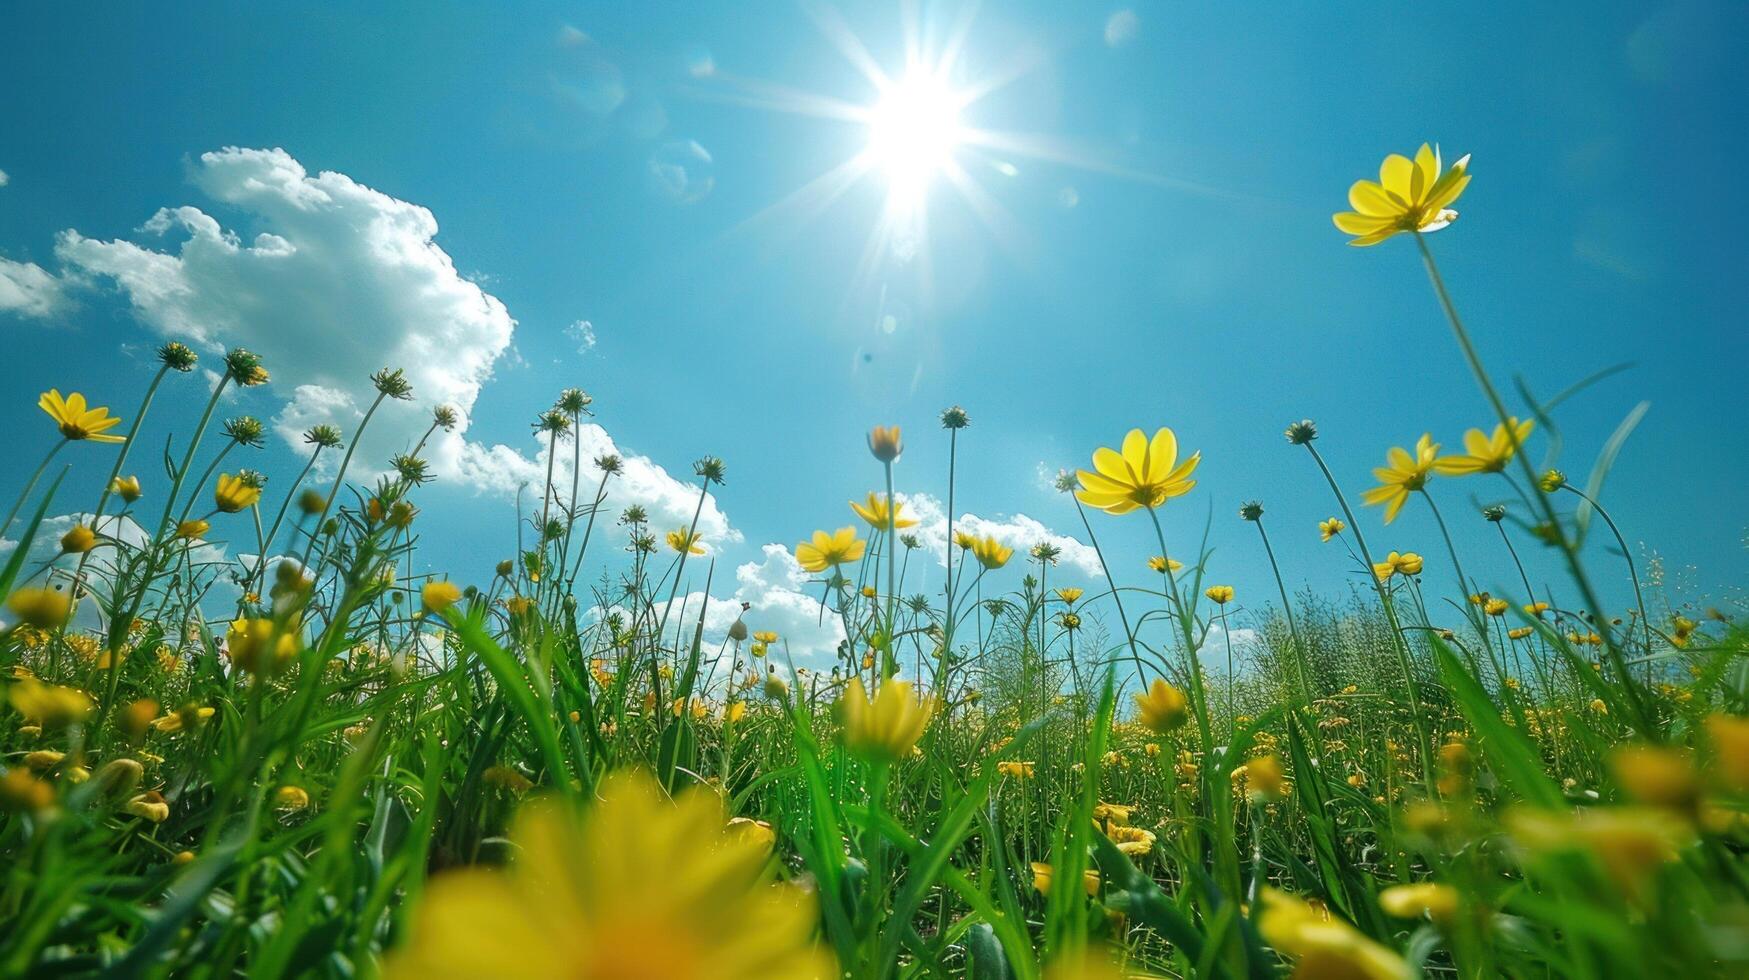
[3,98,1747,980]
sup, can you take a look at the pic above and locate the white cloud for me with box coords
[0,256,66,318]
[50,147,727,541]
[894,492,1103,578]
[0,168,10,186]
[0,513,231,630]
[565,319,596,354]
[1104,10,1140,47]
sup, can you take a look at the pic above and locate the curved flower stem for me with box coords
[1560,484,1653,664]
[1417,489,1504,680]
[1302,442,1434,783]
[1071,496,1150,687]
[1,440,67,540]
[300,389,389,569]
[1413,232,1656,734]
[1252,516,1315,706]
[157,375,232,536]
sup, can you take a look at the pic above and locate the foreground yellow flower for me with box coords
[175,519,210,542]
[666,528,705,556]
[225,617,299,676]
[214,473,261,513]
[59,523,98,554]
[6,587,71,629]
[422,580,463,614]
[1435,418,1534,476]
[1378,882,1458,923]
[1333,143,1471,247]
[967,534,1014,570]
[1370,551,1424,582]
[795,526,865,573]
[1361,435,1439,523]
[1133,679,1189,734]
[1257,887,1411,979]
[1075,427,1200,515]
[39,389,126,443]
[1508,805,1693,897]
[110,475,142,502]
[1030,861,1099,897]
[1319,517,1345,542]
[8,677,93,728]
[1146,555,1183,574]
[849,492,917,530]
[389,771,831,979]
[839,677,935,763]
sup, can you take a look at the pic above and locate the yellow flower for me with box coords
[1246,753,1287,800]
[725,816,776,852]
[110,475,142,502]
[849,492,917,530]
[1143,742,1161,757]
[1205,585,1235,605]
[60,523,98,554]
[1106,824,1156,856]
[176,519,209,541]
[1133,679,1189,734]
[213,473,261,513]
[996,760,1036,780]
[126,790,170,823]
[839,677,935,763]
[1030,861,1099,898]
[1370,551,1424,582]
[153,705,215,733]
[1508,806,1693,897]
[953,529,977,550]
[1705,714,1749,792]
[8,677,93,728]
[422,580,463,613]
[1524,602,1549,616]
[388,771,831,979]
[795,527,866,573]
[1057,587,1083,605]
[1318,517,1346,542]
[5,587,71,629]
[1361,435,1439,523]
[868,425,903,462]
[666,528,705,556]
[225,617,299,676]
[1258,887,1411,979]
[967,535,1014,570]
[1608,745,1698,811]
[1332,143,1471,247]
[484,766,534,793]
[38,389,126,443]
[1075,427,1200,515]
[0,768,56,812]
[1147,555,1183,574]
[1483,598,1509,617]
[1435,418,1534,476]
[752,630,780,645]
[275,785,311,811]
[1507,627,1533,640]
[1378,883,1458,924]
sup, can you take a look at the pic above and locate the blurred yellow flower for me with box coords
[795,526,865,573]
[1361,435,1439,524]
[175,519,209,541]
[868,425,903,462]
[1333,143,1471,247]
[1608,745,1698,811]
[967,535,1014,570]
[1258,887,1410,979]
[60,523,97,554]
[839,677,935,763]
[1147,555,1183,574]
[110,475,142,502]
[1075,427,1200,515]
[849,492,917,530]
[275,785,311,811]
[1508,806,1693,897]
[1030,861,1099,898]
[126,790,170,823]
[1134,679,1189,734]
[666,528,705,556]
[1319,517,1346,542]
[225,618,298,677]
[1483,598,1509,617]
[1435,418,1534,476]
[1057,587,1083,605]
[752,630,779,645]
[1705,714,1749,792]
[39,389,126,443]
[1205,585,1235,605]
[1246,753,1288,800]
[996,760,1036,779]
[8,677,93,728]
[388,771,831,979]
[422,580,463,613]
[1378,882,1458,924]
[214,473,261,513]
[5,588,71,629]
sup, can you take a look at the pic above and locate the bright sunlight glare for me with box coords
[864,70,965,198]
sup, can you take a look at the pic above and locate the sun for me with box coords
[863,70,965,200]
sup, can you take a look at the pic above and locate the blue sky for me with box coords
[2,2,1744,656]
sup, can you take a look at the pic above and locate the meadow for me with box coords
[2,145,1745,979]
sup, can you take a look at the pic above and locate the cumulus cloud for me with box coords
[894,492,1103,578]
[0,513,231,630]
[50,146,727,538]
[0,256,66,318]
